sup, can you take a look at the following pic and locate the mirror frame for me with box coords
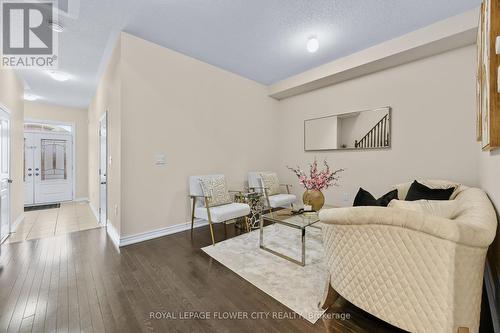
[303,106,392,152]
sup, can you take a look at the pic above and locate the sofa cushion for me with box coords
[199,175,232,207]
[393,179,466,201]
[268,194,296,208]
[195,203,250,223]
[405,181,455,201]
[353,188,398,207]
[388,199,458,219]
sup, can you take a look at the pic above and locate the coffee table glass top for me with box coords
[261,209,321,229]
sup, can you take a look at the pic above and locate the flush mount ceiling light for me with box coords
[307,37,319,53]
[24,93,38,101]
[46,70,70,81]
[48,20,64,33]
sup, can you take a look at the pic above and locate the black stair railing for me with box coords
[354,114,390,148]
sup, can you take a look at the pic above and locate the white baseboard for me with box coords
[119,219,208,247]
[89,202,100,224]
[106,220,120,250]
[10,213,24,233]
[74,197,89,202]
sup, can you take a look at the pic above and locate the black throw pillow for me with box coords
[405,180,455,201]
[353,188,398,207]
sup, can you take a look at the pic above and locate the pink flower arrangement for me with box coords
[287,159,344,191]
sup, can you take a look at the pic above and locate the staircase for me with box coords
[355,114,390,148]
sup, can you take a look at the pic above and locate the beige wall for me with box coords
[24,101,88,199]
[276,45,478,206]
[119,32,278,237]
[88,33,479,242]
[0,69,24,225]
[478,146,500,297]
[88,38,122,234]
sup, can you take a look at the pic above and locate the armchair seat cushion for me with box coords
[268,194,296,208]
[195,203,250,223]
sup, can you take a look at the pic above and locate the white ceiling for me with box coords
[17,0,481,109]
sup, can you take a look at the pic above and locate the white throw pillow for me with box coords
[199,176,232,207]
[388,199,458,219]
[260,172,280,196]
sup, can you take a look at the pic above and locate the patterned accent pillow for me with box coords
[260,172,280,196]
[199,176,232,207]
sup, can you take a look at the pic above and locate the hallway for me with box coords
[8,202,100,243]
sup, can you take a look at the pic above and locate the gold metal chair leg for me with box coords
[204,197,215,245]
[245,217,251,232]
[190,197,196,237]
[208,218,215,245]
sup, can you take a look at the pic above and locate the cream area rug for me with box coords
[202,224,327,324]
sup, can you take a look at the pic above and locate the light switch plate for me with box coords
[496,36,500,54]
[154,154,167,165]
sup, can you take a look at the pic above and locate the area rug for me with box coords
[202,224,327,324]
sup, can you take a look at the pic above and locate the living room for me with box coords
[0,0,499,332]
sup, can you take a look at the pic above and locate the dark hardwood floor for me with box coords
[0,223,488,332]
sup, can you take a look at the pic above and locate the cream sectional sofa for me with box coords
[319,180,497,333]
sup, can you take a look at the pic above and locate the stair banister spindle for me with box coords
[355,113,389,149]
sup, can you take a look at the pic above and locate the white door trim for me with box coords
[24,118,76,201]
[0,104,11,242]
[99,111,107,226]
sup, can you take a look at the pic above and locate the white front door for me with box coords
[0,108,10,242]
[24,131,73,205]
[99,113,107,225]
[24,135,35,205]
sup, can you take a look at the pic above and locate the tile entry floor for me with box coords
[8,202,100,243]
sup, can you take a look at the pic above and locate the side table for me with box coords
[234,191,264,231]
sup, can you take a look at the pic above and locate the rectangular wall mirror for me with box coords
[304,106,391,151]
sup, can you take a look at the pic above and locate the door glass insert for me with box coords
[24,123,72,133]
[41,139,67,181]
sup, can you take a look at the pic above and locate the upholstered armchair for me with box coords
[189,175,250,245]
[319,180,498,333]
[248,171,296,211]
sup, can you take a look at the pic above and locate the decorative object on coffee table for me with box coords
[288,159,344,211]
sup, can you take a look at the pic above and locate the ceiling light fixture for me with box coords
[47,70,70,81]
[307,37,319,53]
[48,20,64,33]
[24,93,39,101]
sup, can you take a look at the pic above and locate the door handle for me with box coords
[27,174,32,177]
[35,168,39,171]
[35,173,40,176]
[28,168,32,171]
[7,179,12,183]
[100,181,107,185]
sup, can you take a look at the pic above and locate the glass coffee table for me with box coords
[259,209,322,266]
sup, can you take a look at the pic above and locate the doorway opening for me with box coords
[24,120,75,206]
[99,112,107,226]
